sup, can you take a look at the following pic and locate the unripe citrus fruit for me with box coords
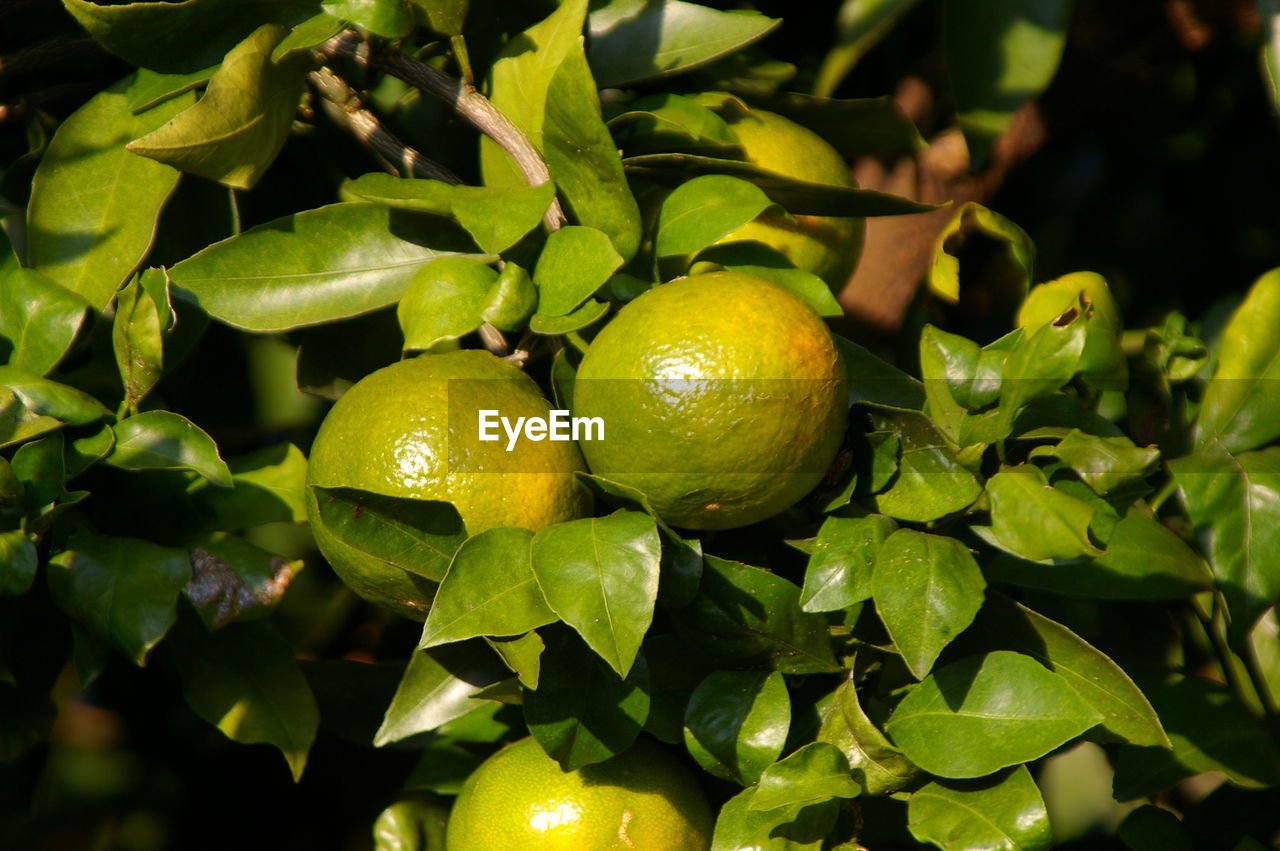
[699,94,864,291]
[306,351,590,618]
[572,271,847,530]
[445,737,713,850]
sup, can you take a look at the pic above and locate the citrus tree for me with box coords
[3,1,1280,848]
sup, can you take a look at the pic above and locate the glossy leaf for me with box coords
[800,514,896,612]
[0,366,112,427]
[27,78,190,309]
[865,405,982,522]
[0,268,90,376]
[533,226,624,317]
[908,766,1051,851]
[929,202,1034,305]
[0,531,37,597]
[188,442,309,531]
[712,264,842,318]
[997,308,1087,432]
[835,336,925,410]
[62,0,314,72]
[655,175,778,258]
[1194,269,1280,454]
[397,257,497,350]
[485,631,543,690]
[112,275,165,411]
[815,0,925,97]
[524,629,649,770]
[609,93,738,154]
[175,619,318,780]
[987,465,1101,561]
[128,25,310,190]
[711,786,839,851]
[679,556,840,674]
[372,800,449,851]
[480,262,537,331]
[374,643,507,746]
[967,595,1169,748]
[310,486,466,583]
[886,651,1103,779]
[943,0,1070,167]
[419,528,556,648]
[529,510,661,678]
[322,0,412,37]
[1029,430,1159,496]
[587,0,780,87]
[1171,448,1280,638]
[47,531,190,665]
[872,529,986,679]
[105,410,232,486]
[818,675,918,796]
[528,299,610,335]
[341,173,555,255]
[169,202,483,332]
[126,66,218,113]
[414,0,467,35]
[1112,678,1280,798]
[684,670,789,785]
[749,742,858,812]
[1017,272,1126,390]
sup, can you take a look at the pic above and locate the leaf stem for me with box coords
[1191,593,1259,715]
[1240,625,1280,740]
[308,65,462,184]
[1148,476,1178,514]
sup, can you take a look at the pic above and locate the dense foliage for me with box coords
[3,1,1280,849]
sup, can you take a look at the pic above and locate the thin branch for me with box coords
[362,49,566,231]
[308,66,462,184]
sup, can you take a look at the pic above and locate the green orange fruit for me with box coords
[306,350,590,618]
[699,94,864,291]
[446,737,713,850]
[572,271,847,530]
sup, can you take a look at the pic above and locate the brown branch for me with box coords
[308,66,461,184]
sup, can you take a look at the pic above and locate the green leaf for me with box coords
[0,531,38,597]
[480,262,537,331]
[185,536,300,630]
[11,432,67,518]
[987,465,1101,561]
[0,268,90,376]
[684,670,789,785]
[834,336,925,410]
[374,643,507,746]
[713,264,842,318]
[419,527,556,648]
[928,202,1034,304]
[112,276,165,411]
[125,65,218,113]
[524,627,649,770]
[749,742,858,812]
[739,91,926,161]
[1028,430,1159,496]
[413,0,467,35]
[542,48,643,263]
[1170,448,1280,638]
[528,299,609,335]
[1112,678,1280,798]
[624,153,937,218]
[1017,272,1127,390]
[373,800,449,851]
[942,0,1070,168]
[26,77,191,310]
[1194,268,1280,454]
[800,514,896,612]
[1116,806,1194,851]
[273,11,344,59]
[872,529,986,679]
[529,510,661,678]
[679,556,840,675]
[310,485,466,583]
[655,175,778,258]
[886,651,1103,779]
[105,410,232,486]
[188,442,309,531]
[587,0,780,87]
[485,631,543,690]
[818,674,918,795]
[169,202,484,332]
[997,308,1087,433]
[919,324,1016,447]
[128,24,311,190]
[815,0,925,97]
[865,405,983,522]
[609,93,739,154]
[711,786,839,851]
[62,0,316,72]
[47,531,190,665]
[533,226,624,317]
[174,620,318,780]
[908,766,1051,851]
[322,0,411,37]
[0,366,112,427]
[397,257,496,351]
[341,173,555,255]
[967,595,1169,748]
